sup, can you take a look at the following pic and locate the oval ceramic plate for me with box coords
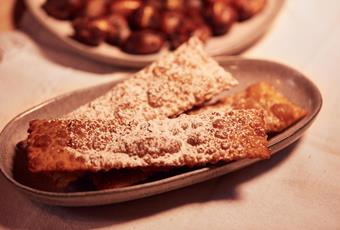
[0,58,322,206]
[25,0,284,67]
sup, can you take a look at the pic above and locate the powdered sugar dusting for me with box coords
[27,110,269,172]
[64,37,238,123]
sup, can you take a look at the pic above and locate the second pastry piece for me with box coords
[190,82,307,133]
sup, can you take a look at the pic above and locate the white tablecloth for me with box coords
[1,0,340,229]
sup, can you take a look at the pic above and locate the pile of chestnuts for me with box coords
[43,0,266,54]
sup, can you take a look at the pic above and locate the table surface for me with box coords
[1,0,340,229]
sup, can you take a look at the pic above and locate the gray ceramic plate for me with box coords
[25,0,284,67]
[0,57,322,206]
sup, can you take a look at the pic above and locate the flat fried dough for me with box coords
[65,37,238,123]
[190,82,307,133]
[27,109,269,173]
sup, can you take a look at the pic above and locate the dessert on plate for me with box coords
[22,38,306,191]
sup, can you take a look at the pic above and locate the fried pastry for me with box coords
[65,37,238,123]
[189,82,307,133]
[27,109,269,173]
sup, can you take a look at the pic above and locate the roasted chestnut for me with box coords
[160,11,183,35]
[83,0,108,18]
[233,0,266,21]
[72,17,107,46]
[186,8,205,25]
[204,1,237,36]
[167,18,196,50]
[168,18,211,50]
[192,23,212,43]
[42,0,84,20]
[144,0,162,9]
[130,5,160,30]
[105,14,131,46]
[185,0,202,11]
[202,0,233,5]
[162,0,184,11]
[109,0,143,18]
[122,31,164,54]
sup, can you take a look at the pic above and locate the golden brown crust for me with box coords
[27,120,90,172]
[190,82,307,133]
[27,110,269,173]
